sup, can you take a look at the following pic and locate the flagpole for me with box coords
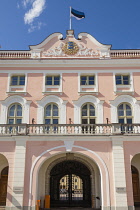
[70,6,72,30]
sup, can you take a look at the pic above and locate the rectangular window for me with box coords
[46,76,60,85]
[115,75,129,85]
[80,75,95,85]
[11,75,25,86]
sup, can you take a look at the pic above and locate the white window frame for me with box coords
[7,73,27,94]
[78,73,98,93]
[113,72,134,94]
[43,73,62,93]
[0,95,31,124]
[117,103,133,124]
[73,95,104,124]
[110,95,140,123]
[81,103,96,124]
[80,75,95,86]
[37,95,67,124]
[44,103,59,124]
[7,103,23,124]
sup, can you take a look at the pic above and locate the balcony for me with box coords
[0,124,139,136]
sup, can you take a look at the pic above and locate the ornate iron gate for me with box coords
[50,160,91,207]
[59,174,83,203]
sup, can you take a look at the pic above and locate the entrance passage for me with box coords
[0,166,8,206]
[50,160,91,208]
[132,166,140,204]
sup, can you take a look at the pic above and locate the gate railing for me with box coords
[0,123,140,135]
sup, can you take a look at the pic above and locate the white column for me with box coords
[112,138,128,210]
[12,139,26,209]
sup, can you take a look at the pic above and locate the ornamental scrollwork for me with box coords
[42,42,101,57]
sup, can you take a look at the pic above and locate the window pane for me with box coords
[82,119,87,124]
[123,76,129,85]
[82,109,87,116]
[53,119,58,124]
[17,105,22,116]
[118,110,124,116]
[119,119,124,124]
[127,118,132,124]
[90,105,95,116]
[54,76,60,85]
[89,76,94,85]
[16,119,22,124]
[118,104,123,109]
[126,109,132,116]
[90,119,95,124]
[45,119,50,124]
[11,76,18,85]
[46,105,51,116]
[118,104,124,116]
[82,104,87,116]
[116,75,122,85]
[81,76,87,85]
[53,105,58,116]
[9,105,15,116]
[46,77,52,85]
[19,76,25,85]
[8,119,14,124]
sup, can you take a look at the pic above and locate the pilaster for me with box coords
[112,137,128,210]
[12,139,26,209]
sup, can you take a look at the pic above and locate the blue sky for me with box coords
[0,0,140,50]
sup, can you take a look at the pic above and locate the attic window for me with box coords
[45,76,60,86]
[11,75,25,86]
[80,76,95,85]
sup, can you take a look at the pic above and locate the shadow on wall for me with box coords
[7,188,22,209]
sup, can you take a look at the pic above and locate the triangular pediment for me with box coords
[29,30,111,59]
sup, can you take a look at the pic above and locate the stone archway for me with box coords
[0,154,9,206]
[30,145,109,209]
[131,153,140,207]
[0,166,9,206]
[131,165,140,204]
[38,153,101,209]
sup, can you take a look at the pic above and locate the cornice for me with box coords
[1,58,140,68]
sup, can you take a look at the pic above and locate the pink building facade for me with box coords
[0,30,140,210]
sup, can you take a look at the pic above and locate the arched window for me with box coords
[81,103,96,124]
[44,103,59,124]
[118,103,132,124]
[7,104,22,124]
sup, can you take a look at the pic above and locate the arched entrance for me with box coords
[131,153,140,207]
[131,165,140,205]
[50,160,91,208]
[0,166,9,206]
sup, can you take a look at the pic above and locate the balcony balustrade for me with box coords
[0,124,139,136]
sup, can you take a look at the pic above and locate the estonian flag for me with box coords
[71,8,85,20]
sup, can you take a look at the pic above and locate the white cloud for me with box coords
[24,0,46,25]
[17,2,20,9]
[22,0,33,8]
[28,21,45,33]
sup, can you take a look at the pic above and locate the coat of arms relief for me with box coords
[42,41,101,57]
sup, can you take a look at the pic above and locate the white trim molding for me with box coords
[73,95,104,124]
[0,95,31,124]
[42,73,62,94]
[78,73,98,94]
[7,73,28,94]
[29,145,110,209]
[113,72,134,94]
[110,95,140,123]
[37,95,67,124]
